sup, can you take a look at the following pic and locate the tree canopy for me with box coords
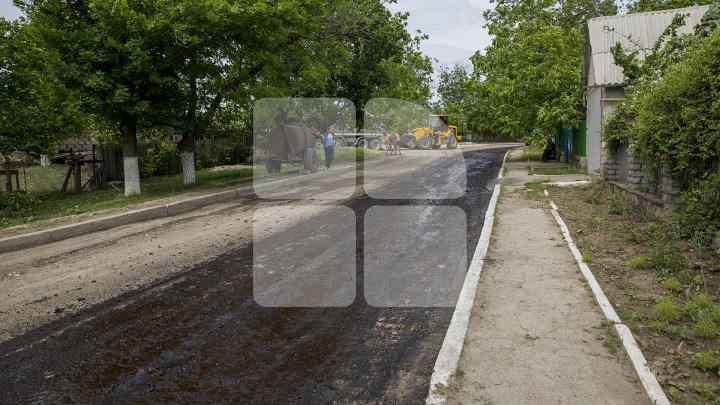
[0,17,81,155]
[450,0,617,142]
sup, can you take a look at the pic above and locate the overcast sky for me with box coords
[0,0,22,20]
[386,0,492,71]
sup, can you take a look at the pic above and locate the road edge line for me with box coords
[547,191,670,405]
[425,149,510,405]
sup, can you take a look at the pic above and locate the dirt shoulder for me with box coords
[550,182,720,404]
[446,184,647,404]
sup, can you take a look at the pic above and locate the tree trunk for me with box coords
[180,150,196,185]
[178,135,197,185]
[120,115,141,196]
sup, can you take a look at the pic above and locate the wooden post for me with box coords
[74,159,82,192]
[91,144,97,189]
[4,156,11,193]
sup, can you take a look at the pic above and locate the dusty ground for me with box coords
[445,181,647,404]
[0,146,511,403]
[551,182,720,404]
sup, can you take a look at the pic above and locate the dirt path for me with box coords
[446,185,647,404]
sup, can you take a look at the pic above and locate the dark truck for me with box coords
[264,125,320,174]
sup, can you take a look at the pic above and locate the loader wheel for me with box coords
[446,135,459,149]
[357,138,368,148]
[418,134,433,150]
[369,138,381,150]
[334,137,345,148]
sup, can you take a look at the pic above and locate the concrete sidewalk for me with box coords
[445,150,647,404]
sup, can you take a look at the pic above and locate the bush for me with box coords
[654,297,680,322]
[607,189,631,216]
[631,30,720,188]
[685,294,720,335]
[0,191,38,222]
[142,142,177,178]
[676,171,720,240]
[649,240,689,276]
[691,350,720,373]
[661,277,684,293]
[630,255,647,269]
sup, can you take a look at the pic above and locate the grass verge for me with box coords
[550,180,720,405]
[2,148,384,231]
[529,166,586,176]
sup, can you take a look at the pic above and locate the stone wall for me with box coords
[602,143,619,181]
[603,143,682,211]
[627,140,648,191]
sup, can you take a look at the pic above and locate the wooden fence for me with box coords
[101,136,251,182]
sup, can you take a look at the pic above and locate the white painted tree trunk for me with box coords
[181,151,196,185]
[124,156,141,196]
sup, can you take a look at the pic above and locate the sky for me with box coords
[386,0,494,70]
[0,0,22,20]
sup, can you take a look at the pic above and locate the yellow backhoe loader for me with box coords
[399,115,461,150]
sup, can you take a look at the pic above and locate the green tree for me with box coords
[18,0,186,195]
[464,0,616,142]
[322,1,434,127]
[0,18,81,156]
[627,0,712,13]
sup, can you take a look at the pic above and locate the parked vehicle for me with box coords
[264,125,320,174]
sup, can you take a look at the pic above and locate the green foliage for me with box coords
[687,380,719,401]
[676,171,720,238]
[691,350,720,372]
[460,0,616,141]
[654,297,681,322]
[628,0,713,13]
[661,277,684,293]
[606,8,720,236]
[607,189,631,216]
[142,143,178,178]
[694,318,720,338]
[631,255,648,269]
[0,191,38,222]
[696,0,720,37]
[685,294,720,338]
[0,18,82,155]
[650,240,688,276]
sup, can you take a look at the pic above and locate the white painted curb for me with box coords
[425,149,510,405]
[547,191,670,405]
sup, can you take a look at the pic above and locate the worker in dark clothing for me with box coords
[542,137,558,161]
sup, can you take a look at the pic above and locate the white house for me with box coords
[581,5,710,177]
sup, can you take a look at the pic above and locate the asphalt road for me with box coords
[0,146,509,404]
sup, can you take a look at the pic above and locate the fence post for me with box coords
[74,159,82,192]
[4,156,11,193]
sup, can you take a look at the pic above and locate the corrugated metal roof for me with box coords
[585,5,710,86]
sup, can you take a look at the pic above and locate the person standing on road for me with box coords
[323,126,335,170]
